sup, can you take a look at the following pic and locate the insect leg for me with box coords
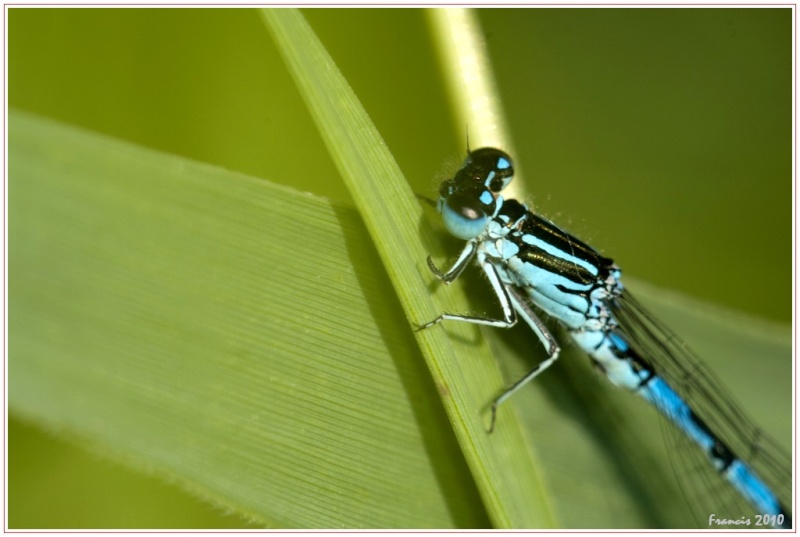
[417,253,516,331]
[489,285,561,432]
[426,240,476,284]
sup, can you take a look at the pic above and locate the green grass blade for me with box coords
[427,8,527,200]
[261,8,555,528]
[428,8,509,147]
[8,109,486,528]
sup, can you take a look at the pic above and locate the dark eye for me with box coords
[441,193,488,240]
[447,193,483,219]
[464,147,515,193]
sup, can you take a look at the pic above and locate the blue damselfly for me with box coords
[418,147,792,528]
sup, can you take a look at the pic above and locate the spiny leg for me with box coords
[426,240,476,284]
[489,285,561,433]
[417,255,517,331]
[421,251,562,433]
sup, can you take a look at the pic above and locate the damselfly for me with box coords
[418,147,791,528]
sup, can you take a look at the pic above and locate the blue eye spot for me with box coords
[480,190,493,205]
[497,157,511,170]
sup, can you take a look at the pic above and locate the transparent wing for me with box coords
[613,291,792,527]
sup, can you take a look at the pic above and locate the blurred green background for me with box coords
[9,8,790,528]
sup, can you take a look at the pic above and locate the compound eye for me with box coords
[441,192,488,240]
[462,148,515,193]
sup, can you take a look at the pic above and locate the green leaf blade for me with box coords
[9,109,483,528]
[261,8,557,528]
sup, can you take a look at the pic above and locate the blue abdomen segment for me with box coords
[640,376,784,518]
[599,330,787,522]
